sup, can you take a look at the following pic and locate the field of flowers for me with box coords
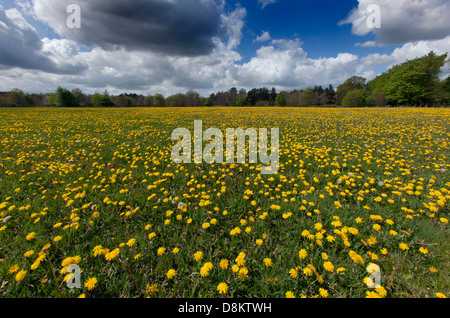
[0,107,448,298]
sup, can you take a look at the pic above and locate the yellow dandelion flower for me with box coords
[157,247,166,256]
[126,238,136,247]
[84,277,97,291]
[289,268,298,278]
[25,232,36,241]
[285,291,295,298]
[220,259,229,269]
[319,288,329,298]
[194,251,203,261]
[217,282,229,294]
[166,269,177,280]
[15,269,27,282]
[263,258,273,267]
[323,261,334,272]
[24,250,34,258]
[105,248,120,261]
[298,249,307,259]
[9,264,19,274]
[399,243,409,251]
[146,284,158,294]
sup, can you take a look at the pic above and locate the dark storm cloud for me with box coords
[34,0,224,56]
[0,6,87,74]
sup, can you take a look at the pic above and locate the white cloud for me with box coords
[1,1,449,97]
[342,0,450,45]
[258,0,277,9]
[355,41,379,48]
[253,31,271,43]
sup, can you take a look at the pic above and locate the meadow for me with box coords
[0,107,448,298]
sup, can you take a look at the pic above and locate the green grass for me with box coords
[0,107,448,298]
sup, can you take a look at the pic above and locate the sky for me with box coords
[0,0,449,96]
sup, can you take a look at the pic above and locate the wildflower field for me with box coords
[0,107,448,298]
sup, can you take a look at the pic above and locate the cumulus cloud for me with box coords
[233,39,362,90]
[31,0,225,56]
[0,5,86,73]
[342,0,450,45]
[253,31,271,43]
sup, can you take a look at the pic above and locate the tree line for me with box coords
[1,51,448,108]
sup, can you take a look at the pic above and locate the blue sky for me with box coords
[0,0,449,95]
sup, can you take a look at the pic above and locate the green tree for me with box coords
[235,95,247,106]
[275,92,287,106]
[91,90,114,107]
[341,89,366,107]
[91,92,102,107]
[153,93,166,107]
[368,51,448,105]
[204,98,213,107]
[54,87,78,107]
[297,88,315,106]
[336,76,366,105]
[125,97,133,107]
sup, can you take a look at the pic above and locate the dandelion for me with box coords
[126,238,136,247]
[298,249,307,259]
[289,268,298,278]
[146,284,158,294]
[419,247,428,254]
[217,282,229,294]
[366,291,383,298]
[194,251,204,261]
[255,239,263,246]
[238,267,248,280]
[200,265,211,277]
[166,269,177,280]
[349,250,364,265]
[285,291,295,298]
[172,247,180,254]
[220,259,229,269]
[235,252,246,266]
[319,288,329,298]
[9,264,19,274]
[323,261,334,272]
[399,243,409,251]
[436,292,447,298]
[24,250,34,258]
[25,232,36,241]
[93,245,104,257]
[157,247,166,256]
[84,277,98,291]
[105,248,120,261]
[15,269,27,282]
[376,286,387,297]
[263,258,273,267]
